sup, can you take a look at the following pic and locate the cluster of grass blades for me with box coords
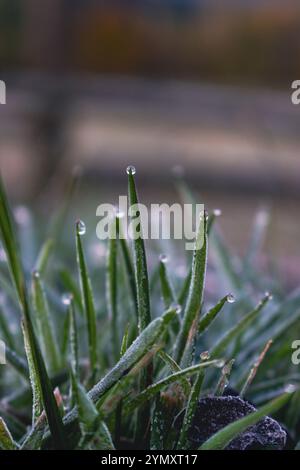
[0,166,299,450]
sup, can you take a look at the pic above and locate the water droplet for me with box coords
[200,351,210,361]
[76,219,86,236]
[14,206,31,226]
[159,254,168,264]
[126,165,136,176]
[32,270,40,279]
[264,291,273,301]
[227,293,236,303]
[213,208,222,217]
[170,302,182,314]
[62,293,73,306]
[284,384,297,394]
[215,359,225,368]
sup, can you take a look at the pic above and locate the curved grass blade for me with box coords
[176,372,204,450]
[76,220,97,374]
[0,417,17,450]
[124,359,224,415]
[215,359,235,396]
[240,339,273,397]
[0,306,16,351]
[42,307,177,446]
[199,389,294,450]
[31,271,60,373]
[210,293,271,359]
[174,212,207,364]
[71,372,115,449]
[0,175,68,449]
[198,294,231,335]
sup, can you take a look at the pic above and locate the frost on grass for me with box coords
[177,395,286,450]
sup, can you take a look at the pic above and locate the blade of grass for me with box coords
[210,293,271,359]
[76,220,97,374]
[42,307,177,446]
[117,218,138,318]
[106,216,119,361]
[198,294,232,335]
[31,271,60,373]
[0,175,68,449]
[199,389,294,450]
[34,238,54,276]
[176,371,204,449]
[124,359,224,415]
[127,166,152,445]
[215,359,235,396]
[240,340,273,397]
[0,417,17,450]
[159,257,176,308]
[174,211,207,364]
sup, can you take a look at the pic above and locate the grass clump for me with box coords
[0,168,299,450]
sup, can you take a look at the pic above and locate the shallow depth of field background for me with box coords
[0,0,299,289]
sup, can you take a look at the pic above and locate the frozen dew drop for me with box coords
[264,291,273,301]
[215,359,226,368]
[62,293,73,306]
[284,384,297,394]
[126,165,136,176]
[227,293,236,304]
[159,254,168,264]
[170,302,182,315]
[32,270,40,279]
[76,219,86,236]
[200,351,210,361]
[213,208,222,217]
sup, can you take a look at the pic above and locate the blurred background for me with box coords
[0,0,300,288]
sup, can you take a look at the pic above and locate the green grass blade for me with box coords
[199,389,294,450]
[118,219,138,317]
[68,297,79,378]
[0,175,25,305]
[124,359,224,414]
[106,216,119,361]
[210,293,271,359]
[176,371,204,449]
[127,166,152,445]
[35,238,54,275]
[159,257,176,308]
[127,166,151,332]
[0,417,17,450]
[215,359,235,396]
[43,307,177,442]
[0,175,68,449]
[0,306,16,350]
[76,220,97,374]
[198,294,232,334]
[31,271,60,373]
[174,211,207,364]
